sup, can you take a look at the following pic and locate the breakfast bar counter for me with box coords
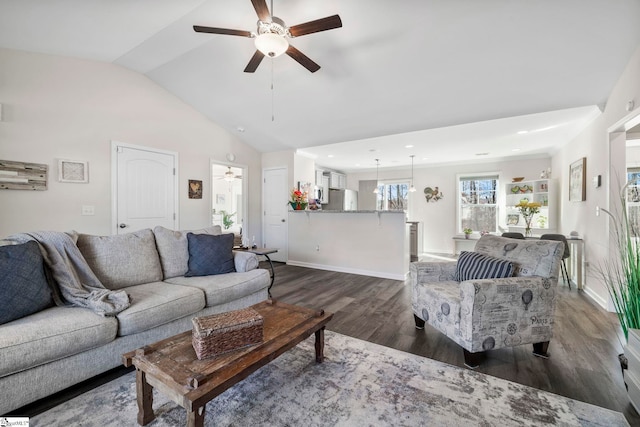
[287,210,409,280]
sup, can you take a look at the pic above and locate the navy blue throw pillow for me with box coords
[0,241,54,324]
[455,251,514,282]
[185,233,236,277]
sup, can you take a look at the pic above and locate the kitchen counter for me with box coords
[289,210,405,214]
[287,210,409,280]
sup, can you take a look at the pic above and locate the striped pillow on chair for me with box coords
[455,251,514,282]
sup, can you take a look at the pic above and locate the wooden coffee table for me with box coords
[122,300,333,427]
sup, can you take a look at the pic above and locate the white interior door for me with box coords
[263,167,288,262]
[113,142,177,234]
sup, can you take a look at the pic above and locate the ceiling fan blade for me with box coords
[288,15,342,37]
[244,50,265,73]
[251,0,270,21]
[193,26,252,37]
[286,45,320,73]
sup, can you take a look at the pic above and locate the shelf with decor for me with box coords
[504,179,556,234]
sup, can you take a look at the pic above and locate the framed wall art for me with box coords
[189,180,203,199]
[569,157,586,202]
[58,159,88,183]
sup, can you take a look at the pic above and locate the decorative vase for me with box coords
[464,234,470,240]
[524,216,533,237]
[290,202,307,210]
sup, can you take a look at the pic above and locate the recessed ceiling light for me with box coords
[355,163,360,167]
[327,154,334,158]
[512,148,521,152]
[475,153,489,156]
[535,125,557,132]
[422,157,429,160]
[517,130,528,135]
[405,145,414,148]
[236,126,245,133]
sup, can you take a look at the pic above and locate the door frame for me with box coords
[111,140,179,235]
[210,159,248,236]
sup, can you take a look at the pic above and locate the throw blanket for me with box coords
[9,231,130,316]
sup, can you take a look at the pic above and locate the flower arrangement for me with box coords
[289,188,308,210]
[516,201,541,236]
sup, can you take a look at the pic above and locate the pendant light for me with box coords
[409,155,417,192]
[373,159,380,194]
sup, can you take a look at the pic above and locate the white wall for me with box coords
[0,48,263,238]
[552,43,640,308]
[348,157,550,253]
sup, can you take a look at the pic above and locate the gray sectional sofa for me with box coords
[0,226,270,415]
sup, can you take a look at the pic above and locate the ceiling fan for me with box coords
[193,0,342,73]
[215,167,243,182]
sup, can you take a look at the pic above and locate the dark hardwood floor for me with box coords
[269,261,640,426]
[10,260,640,425]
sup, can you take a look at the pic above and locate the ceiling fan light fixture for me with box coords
[255,33,288,57]
[224,168,236,182]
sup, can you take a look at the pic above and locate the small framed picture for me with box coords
[569,157,586,202]
[58,159,88,183]
[507,214,520,225]
[189,180,203,199]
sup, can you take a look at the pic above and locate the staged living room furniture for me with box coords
[123,300,333,427]
[0,226,270,415]
[411,234,563,368]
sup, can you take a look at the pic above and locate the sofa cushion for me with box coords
[0,241,53,324]
[455,251,514,282]
[186,233,236,277]
[153,226,222,279]
[0,306,117,377]
[115,281,205,336]
[165,269,270,307]
[77,229,163,289]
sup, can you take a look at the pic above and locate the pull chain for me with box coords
[271,58,275,122]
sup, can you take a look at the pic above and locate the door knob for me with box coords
[119,223,128,228]
[281,219,286,222]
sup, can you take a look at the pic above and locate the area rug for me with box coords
[32,331,628,426]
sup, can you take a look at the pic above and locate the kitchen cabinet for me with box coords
[315,170,325,185]
[329,172,346,189]
[504,179,556,233]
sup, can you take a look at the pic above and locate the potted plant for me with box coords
[597,181,640,397]
[463,228,473,239]
[219,210,236,230]
[289,188,308,210]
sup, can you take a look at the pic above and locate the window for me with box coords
[376,180,409,211]
[458,174,498,233]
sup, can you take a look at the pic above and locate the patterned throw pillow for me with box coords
[455,251,514,282]
[0,241,54,324]
[185,233,236,277]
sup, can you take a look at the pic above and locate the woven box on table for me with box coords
[191,307,264,360]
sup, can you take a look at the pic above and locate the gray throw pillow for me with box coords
[455,251,514,282]
[0,241,54,324]
[186,233,236,277]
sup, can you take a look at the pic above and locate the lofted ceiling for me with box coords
[1,0,640,172]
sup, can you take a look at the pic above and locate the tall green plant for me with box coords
[599,181,640,341]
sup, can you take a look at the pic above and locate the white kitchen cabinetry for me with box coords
[329,172,346,189]
[504,179,556,234]
[315,170,325,185]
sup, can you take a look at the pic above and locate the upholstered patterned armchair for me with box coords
[411,234,563,368]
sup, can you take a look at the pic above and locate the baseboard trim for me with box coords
[285,260,407,281]
[583,285,608,310]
